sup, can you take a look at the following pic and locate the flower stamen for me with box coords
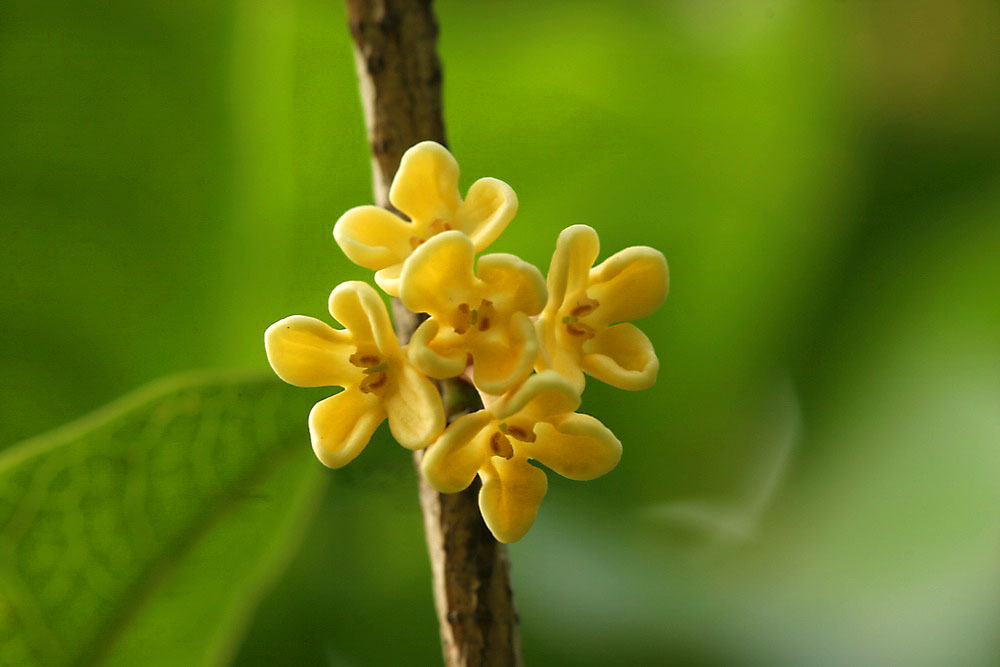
[409,236,426,250]
[477,299,494,332]
[505,424,536,443]
[453,303,473,334]
[489,430,514,459]
[359,371,389,393]
[566,321,596,339]
[349,352,382,368]
[570,297,600,318]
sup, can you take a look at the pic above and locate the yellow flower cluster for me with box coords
[265,141,668,543]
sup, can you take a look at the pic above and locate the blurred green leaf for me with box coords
[0,372,325,667]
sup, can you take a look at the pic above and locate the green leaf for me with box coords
[0,371,327,666]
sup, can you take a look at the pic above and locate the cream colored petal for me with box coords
[587,246,668,326]
[328,281,401,357]
[527,413,622,481]
[407,319,468,379]
[333,205,413,270]
[264,316,359,388]
[532,315,586,394]
[452,177,517,252]
[476,253,547,316]
[389,141,461,224]
[544,225,600,316]
[492,369,580,422]
[309,387,386,468]
[399,231,479,317]
[420,410,494,493]
[581,322,659,391]
[478,457,548,543]
[374,263,403,297]
[470,313,538,396]
[384,362,446,449]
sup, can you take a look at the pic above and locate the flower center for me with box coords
[499,421,536,443]
[351,353,390,394]
[409,219,454,250]
[562,297,599,340]
[452,299,495,335]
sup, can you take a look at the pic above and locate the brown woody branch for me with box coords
[343,1,522,665]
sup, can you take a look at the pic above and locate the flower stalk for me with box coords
[343,1,523,665]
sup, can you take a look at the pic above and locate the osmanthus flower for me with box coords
[536,225,669,393]
[401,230,547,395]
[264,281,445,468]
[333,141,518,296]
[420,371,622,543]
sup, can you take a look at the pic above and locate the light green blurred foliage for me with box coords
[2,0,998,664]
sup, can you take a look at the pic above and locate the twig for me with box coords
[344,1,522,665]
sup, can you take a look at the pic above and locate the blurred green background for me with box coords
[2,0,999,664]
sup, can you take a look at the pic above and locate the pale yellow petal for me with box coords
[533,315,586,394]
[265,316,359,388]
[470,313,538,396]
[399,230,478,317]
[407,319,467,379]
[478,457,548,543]
[587,246,668,326]
[527,413,622,481]
[308,387,386,468]
[389,141,461,224]
[384,362,445,449]
[452,177,517,252]
[476,253,547,316]
[544,225,600,316]
[374,263,403,297]
[327,281,401,357]
[333,205,413,270]
[492,370,580,422]
[420,410,494,493]
[581,322,659,390]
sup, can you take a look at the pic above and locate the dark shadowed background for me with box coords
[2,0,998,664]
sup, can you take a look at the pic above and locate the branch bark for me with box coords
[343,2,522,665]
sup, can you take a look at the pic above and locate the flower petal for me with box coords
[384,362,446,449]
[476,253,547,316]
[470,312,538,395]
[478,457,548,543]
[399,230,478,317]
[389,141,461,224]
[265,315,359,387]
[333,205,413,270]
[328,281,401,357]
[453,177,518,252]
[543,225,600,316]
[408,319,467,379]
[581,322,659,390]
[492,370,580,422]
[420,410,494,493]
[309,387,386,468]
[374,263,403,297]
[587,246,668,326]
[527,413,622,481]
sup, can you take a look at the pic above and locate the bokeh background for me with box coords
[3,0,999,664]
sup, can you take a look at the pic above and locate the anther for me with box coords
[505,425,536,443]
[453,303,473,334]
[349,353,381,368]
[566,321,596,339]
[359,372,389,393]
[489,431,514,459]
[477,299,494,332]
[409,236,425,250]
[570,297,600,318]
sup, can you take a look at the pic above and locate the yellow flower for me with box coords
[401,230,548,395]
[536,225,668,392]
[421,371,622,543]
[265,281,445,468]
[334,141,518,296]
